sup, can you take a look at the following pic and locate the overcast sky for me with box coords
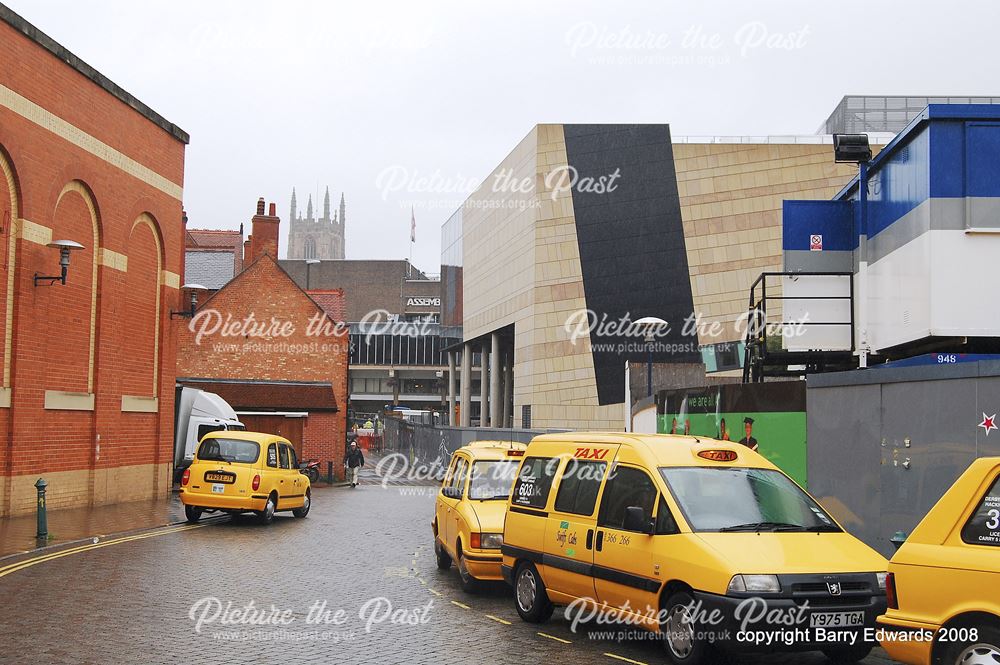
[7,0,998,272]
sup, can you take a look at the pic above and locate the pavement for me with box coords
[0,460,901,665]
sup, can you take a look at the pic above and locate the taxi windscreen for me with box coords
[197,438,260,464]
[660,467,840,533]
[468,460,520,500]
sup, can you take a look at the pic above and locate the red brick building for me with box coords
[176,199,349,473]
[0,5,188,515]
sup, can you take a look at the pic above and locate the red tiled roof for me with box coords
[186,228,243,249]
[307,289,347,322]
[177,379,338,412]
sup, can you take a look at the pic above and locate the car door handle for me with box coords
[586,529,594,550]
[596,530,604,552]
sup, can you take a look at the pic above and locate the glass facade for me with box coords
[349,324,462,366]
[440,207,463,328]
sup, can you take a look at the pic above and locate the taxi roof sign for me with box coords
[697,449,738,462]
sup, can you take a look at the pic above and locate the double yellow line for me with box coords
[0,522,205,579]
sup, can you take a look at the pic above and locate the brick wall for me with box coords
[176,253,349,472]
[0,16,186,515]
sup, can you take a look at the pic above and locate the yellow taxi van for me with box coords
[501,432,888,665]
[877,456,1000,665]
[433,440,527,592]
[180,431,311,524]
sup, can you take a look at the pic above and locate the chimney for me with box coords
[249,196,280,262]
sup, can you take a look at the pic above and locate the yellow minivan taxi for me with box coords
[180,431,311,524]
[876,456,1000,665]
[433,440,526,592]
[501,432,889,665]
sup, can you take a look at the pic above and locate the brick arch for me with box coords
[0,144,20,390]
[50,180,101,394]
[124,213,164,396]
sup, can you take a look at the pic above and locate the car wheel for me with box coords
[184,505,202,524]
[823,645,873,664]
[662,591,709,665]
[434,537,452,570]
[513,561,553,623]
[292,490,311,518]
[257,493,276,525]
[941,624,1000,665]
[457,548,481,594]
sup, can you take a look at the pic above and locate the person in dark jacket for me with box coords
[344,441,365,488]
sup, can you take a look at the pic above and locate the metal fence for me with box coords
[381,416,558,474]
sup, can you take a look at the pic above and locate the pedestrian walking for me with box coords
[344,440,365,488]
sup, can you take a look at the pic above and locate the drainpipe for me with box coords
[856,161,871,369]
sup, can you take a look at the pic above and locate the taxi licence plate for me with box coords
[809,611,864,628]
[204,472,235,484]
[211,484,225,494]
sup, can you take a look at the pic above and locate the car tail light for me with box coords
[885,572,898,609]
[252,474,261,491]
[181,469,190,486]
[470,532,481,549]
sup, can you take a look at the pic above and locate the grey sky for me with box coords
[7,0,997,273]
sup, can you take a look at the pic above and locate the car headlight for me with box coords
[480,533,504,549]
[876,572,888,591]
[728,574,781,594]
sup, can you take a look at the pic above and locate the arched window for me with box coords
[304,235,317,259]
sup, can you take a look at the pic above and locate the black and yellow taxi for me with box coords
[433,440,526,592]
[502,432,888,665]
[180,431,311,524]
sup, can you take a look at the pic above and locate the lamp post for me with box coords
[635,316,668,398]
[305,258,320,290]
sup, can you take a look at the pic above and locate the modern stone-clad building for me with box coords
[0,4,188,515]
[441,123,890,431]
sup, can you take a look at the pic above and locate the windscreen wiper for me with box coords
[719,521,802,532]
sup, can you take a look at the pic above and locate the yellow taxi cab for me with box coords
[502,432,889,665]
[876,456,1000,665]
[433,440,527,592]
[180,431,311,524]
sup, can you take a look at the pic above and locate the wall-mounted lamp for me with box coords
[34,239,85,287]
[171,283,208,318]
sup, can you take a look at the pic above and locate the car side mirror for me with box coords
[623,506,653,534]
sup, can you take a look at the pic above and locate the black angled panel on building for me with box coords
[563,124,698,405]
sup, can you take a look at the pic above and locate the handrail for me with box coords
[743,271,855,383]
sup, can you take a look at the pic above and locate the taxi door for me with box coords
[283,443,305,507]
[276,442,299,508]
[592,458,662,620]
[542,447,617,602]
[436,455,460,547]
[442,455,470,554]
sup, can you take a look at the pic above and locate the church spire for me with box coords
[339,192,346,227]
[323,186,331,221]
[306,194,313,221]
[290,187,297,222]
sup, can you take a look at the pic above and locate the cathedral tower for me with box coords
[287,185,346,260]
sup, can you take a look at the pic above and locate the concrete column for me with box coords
[503,349,514,428]
[489,332,501,428]
[480,341,490,427]
[460,344,471,427]
[447,351,457,426]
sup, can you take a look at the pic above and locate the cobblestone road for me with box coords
[0,465,900,665]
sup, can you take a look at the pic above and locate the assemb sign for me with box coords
[406,297,440,308]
